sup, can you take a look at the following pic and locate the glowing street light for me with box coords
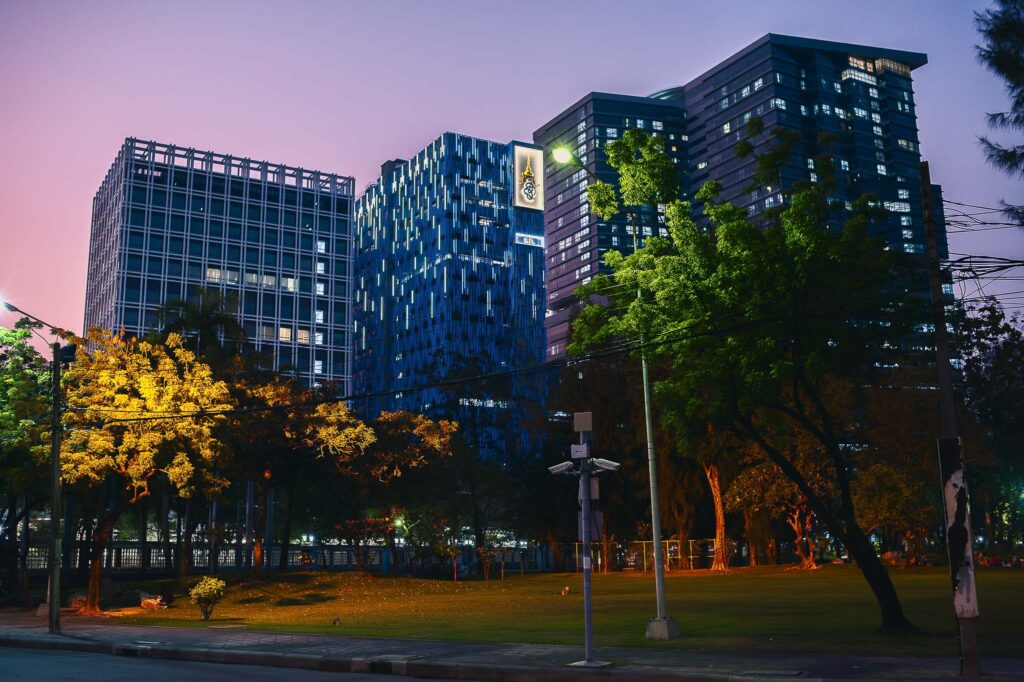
[551,146,574,165]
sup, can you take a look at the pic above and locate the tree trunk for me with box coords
[252,483,267,579]
[83,499,130,613]
[735,415,913,632]
[704,464,729,570]
[451,554,458,582]
[277,485,293,573]
[244,480,254,571]
[209,497,220,576]
[19,499,30,606]
[179,498,203,578]
[787,507,816,570]
[136,502,148,573]
[159,493,171,574]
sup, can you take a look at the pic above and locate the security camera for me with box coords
[591,458,621,473]
[548,461,576,476]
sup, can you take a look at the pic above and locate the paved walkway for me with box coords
[0,610,1021,681]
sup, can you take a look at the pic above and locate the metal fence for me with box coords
[21,541,553,576]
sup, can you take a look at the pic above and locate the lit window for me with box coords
[876,164,888,176]
[840,160,850,171]
[314,360,323,374]
[316,261,326,274]
[316,239,327,253]
[652,121,663,131]
[722,122,731,134]
[316,282,326,295]
[315,310,325,323]
[898,189,910,199]
[315,332,324,345]
[297,329,310,345]
[279,327,292,342]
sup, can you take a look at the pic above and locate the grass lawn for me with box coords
[112,565,1023,657]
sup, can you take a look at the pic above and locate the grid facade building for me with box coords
[354,132,546,461]
[532,94,687,360]
[83,138,355,389]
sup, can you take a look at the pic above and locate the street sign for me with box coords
[573,412,593,432]
[571,443,589,459]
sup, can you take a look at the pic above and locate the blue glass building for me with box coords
[354,132,547,461]
[84,138,355,389]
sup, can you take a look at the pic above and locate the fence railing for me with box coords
[21,541,552,575]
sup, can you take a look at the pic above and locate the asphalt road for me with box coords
[0,648,440,681]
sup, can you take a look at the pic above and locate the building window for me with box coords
[315,332,324,345]
[315,309,325,323]
[898,189,910,199]
[722,122,731,134]
[316,282,326,295]
[279,327,292,342]
[316,261,326,274]
[297,329,310,345]
[316,239,327,253]
[314,360,323,374]
[876,164,888,176]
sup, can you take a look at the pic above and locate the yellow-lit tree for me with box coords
[61,329,232,612]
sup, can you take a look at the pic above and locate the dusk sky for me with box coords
[1,0,1021,335]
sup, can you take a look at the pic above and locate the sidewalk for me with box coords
[0,611,1021,681]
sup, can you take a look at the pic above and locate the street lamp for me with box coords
[2,299,75,635]
[550,147,680,640]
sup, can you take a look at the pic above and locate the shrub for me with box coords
[189,576,227,621]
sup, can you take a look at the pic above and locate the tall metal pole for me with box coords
[921,161,980,676]
[629,212,679,640]
[579,438,595,663]
[48,342,62,635]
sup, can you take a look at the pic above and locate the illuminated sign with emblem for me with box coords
[513,145,544,211]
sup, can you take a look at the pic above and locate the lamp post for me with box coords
[2,300,74,635]
[551,148,679,640]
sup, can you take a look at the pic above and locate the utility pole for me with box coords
[920,161,980,676]
[47,342,62,634]
[2,301,70,635]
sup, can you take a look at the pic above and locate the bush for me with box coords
[189,576,226,621]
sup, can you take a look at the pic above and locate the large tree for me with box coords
[0,323,50,596]
[975,0,1024,224]
[571,130,919,630]
[61,329,232,612]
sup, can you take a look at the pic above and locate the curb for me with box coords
[0,633,828,682]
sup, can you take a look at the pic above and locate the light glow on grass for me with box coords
[113,566,1024,657]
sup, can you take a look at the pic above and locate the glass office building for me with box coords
[354,132,546,461]
[533,35,948,361]
[532,93,687,360]
[83,138,355,389]
[658,34,943,258]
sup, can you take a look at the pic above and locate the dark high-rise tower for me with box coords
[533,93,687,361]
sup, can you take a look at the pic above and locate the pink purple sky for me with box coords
[1,0,1021,336]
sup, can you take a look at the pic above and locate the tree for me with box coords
[571,132,919,630]
[61,329,232,612]
[155,288,246,362]
[0,323,50,596]
[975,0,1024,224]
[952,301,1024,548]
